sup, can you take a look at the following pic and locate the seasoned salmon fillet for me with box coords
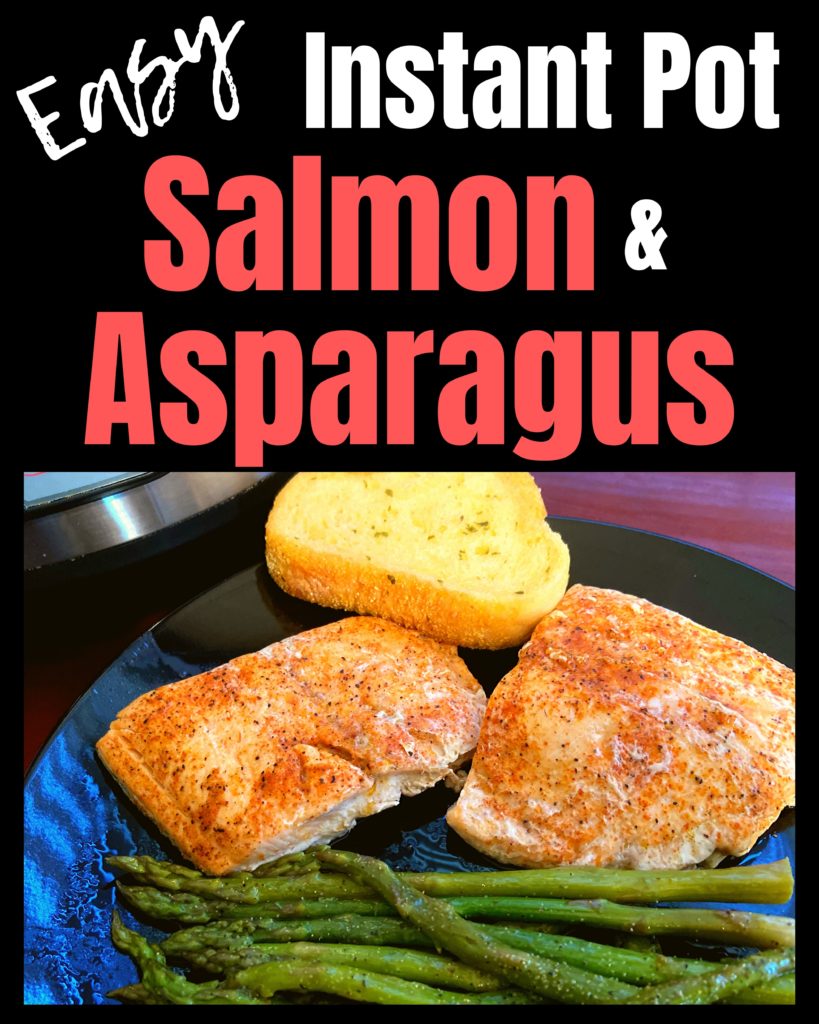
[448,585,794,869]
[97,617,486,875]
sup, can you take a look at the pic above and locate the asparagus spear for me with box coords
[107,854,794,905]
[444,896,794,948]
[107,982,169,1004]
[109,912,274,1004]
[179,940,506,991]
[229,958,543,1004]
[161,914,433,954]
[117,882,386,922]
[624,947,796,1005]
[108,855,372,902]
[121,879,794,947]
[420,859,793,904]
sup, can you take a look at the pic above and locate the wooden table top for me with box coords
[531,472,794,588]
[24,471,794,773]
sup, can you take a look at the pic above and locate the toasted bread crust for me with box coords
[265,536,569,649]
[265,473,570,650]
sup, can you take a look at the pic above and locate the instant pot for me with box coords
[24,471,280,584]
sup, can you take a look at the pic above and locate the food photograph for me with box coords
[23,471,795,1005]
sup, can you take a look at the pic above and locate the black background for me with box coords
[11,8,797,469]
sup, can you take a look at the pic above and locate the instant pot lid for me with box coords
[24,472,277,582]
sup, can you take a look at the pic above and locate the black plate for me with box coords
[23,518,795,1004]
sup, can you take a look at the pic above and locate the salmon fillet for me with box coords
[448,585,794,869]
[97,617,486,875]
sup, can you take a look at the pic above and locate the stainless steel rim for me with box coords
[24,471,272,571]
